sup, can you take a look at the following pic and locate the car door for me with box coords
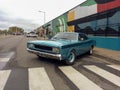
[78,34,91,55]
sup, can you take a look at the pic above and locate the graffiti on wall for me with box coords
[67,0,120,37]
[52,13,67,34]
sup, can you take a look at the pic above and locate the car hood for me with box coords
[28,40,78,47]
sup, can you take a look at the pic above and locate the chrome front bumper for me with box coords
[27,48,62,60]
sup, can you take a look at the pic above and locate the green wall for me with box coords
[52,13,67,35]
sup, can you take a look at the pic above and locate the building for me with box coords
[9,26,24,35]
[40,0,120,51]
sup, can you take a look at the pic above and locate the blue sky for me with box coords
[0,0,85,32]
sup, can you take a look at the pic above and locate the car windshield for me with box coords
[51,32,78,40]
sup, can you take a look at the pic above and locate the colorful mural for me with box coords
[67,0,120,37]
[97,0,120,12]
[41,0,120,50]
[67,11,75,32]
[67,0,120,50]
[52,13,67,34]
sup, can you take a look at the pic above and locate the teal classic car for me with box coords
[27,32,96,65]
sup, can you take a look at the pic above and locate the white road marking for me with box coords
[0,58,10,62]
[59,66,103,90]
[0,70,11,90]
[107,65,120,71]
[84,65,120,87]
[0,52,14,63]
[29,67,55,90]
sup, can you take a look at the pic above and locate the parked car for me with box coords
[26,33,38,38]
[27,32,96,65]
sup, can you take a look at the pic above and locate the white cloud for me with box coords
[0,0,86,31]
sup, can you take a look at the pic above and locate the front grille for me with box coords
[34,44,52,51]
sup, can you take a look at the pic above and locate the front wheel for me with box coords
[88,47,93,55]
[37,55,43,59]
[65,51,76,65]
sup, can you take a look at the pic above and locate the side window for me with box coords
[78,34,88,41]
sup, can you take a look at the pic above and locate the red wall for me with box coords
[98,0,120,12]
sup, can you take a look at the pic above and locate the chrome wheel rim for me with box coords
[90,48,93,54]
[68,52,75,63]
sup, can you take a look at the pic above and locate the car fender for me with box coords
[66,48,76,59]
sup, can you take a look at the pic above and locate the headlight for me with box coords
[29,44,34,48]
[52,47,59,53]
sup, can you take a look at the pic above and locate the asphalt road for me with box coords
[0,35,120,90]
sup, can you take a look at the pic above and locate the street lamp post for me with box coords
[39,11,45,25]
[38,11,46,39]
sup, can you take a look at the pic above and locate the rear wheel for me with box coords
[88,47,93,55]
[65,51,76,65]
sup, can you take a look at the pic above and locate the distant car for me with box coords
[26,33,38,38]
[13,33,22,35]
[27,32,96,65]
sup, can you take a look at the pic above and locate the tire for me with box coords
[88,47,93,55]
[37,55,42,59]
[65,51,76,65]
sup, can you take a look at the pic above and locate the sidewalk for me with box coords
[94,47,120,62]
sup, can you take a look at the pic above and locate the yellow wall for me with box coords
[67,11,75,32]
[68,11,74,22]
[68,25,74,32]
